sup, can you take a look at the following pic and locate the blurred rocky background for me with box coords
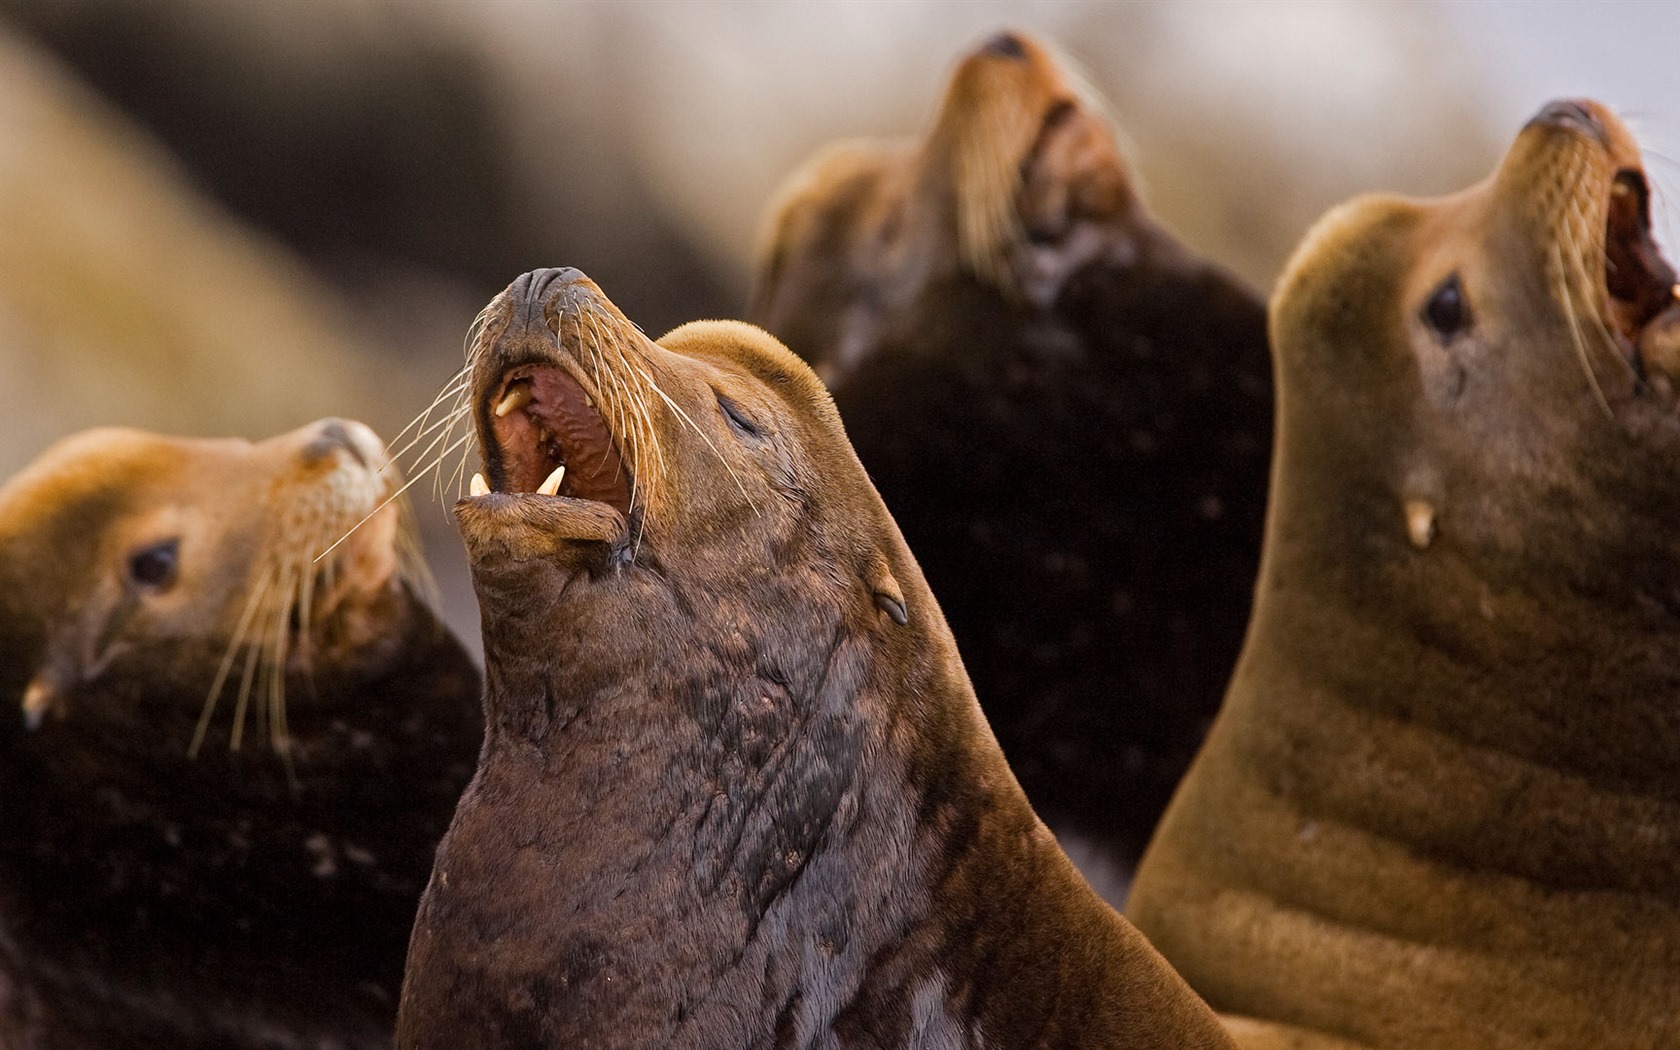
[0,0,1669,652]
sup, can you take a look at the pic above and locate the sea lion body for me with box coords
[1128,100,1680,1048]
[396,268,1233,1048]
[752,31,1271,878]
[0,420,482,1049]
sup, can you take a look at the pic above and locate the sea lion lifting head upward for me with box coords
[0,419,481,1049]
[396,267,1234,1049]
[752,31,1272,879]
[1129,100,1680,1049]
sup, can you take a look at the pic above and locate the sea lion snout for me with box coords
[1524,98,1610,145]
[300,417,383,470]
[977,31,1028,60]
[506,265,587,331]
[466,269,641,522]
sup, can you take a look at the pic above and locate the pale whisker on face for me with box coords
[315,428,473,565]
[1553,241,1616,419]
[191,565,276,758]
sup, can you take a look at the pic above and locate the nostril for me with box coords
[1525,99,1608,145]
[978,31,1027,60]
[304,418,367,467]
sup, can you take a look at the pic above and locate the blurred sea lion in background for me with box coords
[396,267,1234,1049]
[1129,99,1680,1049]
[0,419,481,1048]
[751,30,1272,889]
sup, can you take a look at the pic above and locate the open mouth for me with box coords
[477,363,634,516]
[1602,167,1680,368]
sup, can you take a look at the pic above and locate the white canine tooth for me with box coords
[1672,283,1680,301]
[494,384,533,418]
[470,472,490,497]
[537,464,567,497]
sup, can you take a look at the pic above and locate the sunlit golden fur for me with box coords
[754,30,1135,328]
[0,419,427,760]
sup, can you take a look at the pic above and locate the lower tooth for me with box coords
[537,464,567,497]
[470,473,489,497]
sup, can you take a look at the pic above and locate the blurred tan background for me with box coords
[0,0,1670,653]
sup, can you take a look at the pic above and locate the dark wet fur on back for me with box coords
[752,32,1271,870]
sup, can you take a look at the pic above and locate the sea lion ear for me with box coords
[20,672,61,731]
[868,557,909,627]
[18,584,137,730]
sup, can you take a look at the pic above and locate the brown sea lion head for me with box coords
[0,418,421,752]
[1128,99,1680,1049]
[458,267,916,651]
[1269,98,1680,622]
[753,29,1146,378]
[412,265,1238,1049]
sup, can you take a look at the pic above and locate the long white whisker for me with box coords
[191,566,275,758]
[314,429,475,564]
[1554,242,1615,419]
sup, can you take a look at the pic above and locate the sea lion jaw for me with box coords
[927,29,1134,296]
[458,269,863,590]
[1492,99,1680,395]
[457,268,640,571]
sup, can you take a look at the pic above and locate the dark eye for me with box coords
[1422,274,1471,340]
[128,538,180,591]
[717,394,763,439]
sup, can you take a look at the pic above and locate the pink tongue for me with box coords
[528,369,629,508]
[489,367,632,513]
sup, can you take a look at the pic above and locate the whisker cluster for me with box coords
[194,455,432,775]
[1545,138,1622,418]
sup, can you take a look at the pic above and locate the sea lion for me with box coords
[0,418,482,1049]
[1127,99,1680,1049]
[750,30,1272,884]
[395,267,1235,1049]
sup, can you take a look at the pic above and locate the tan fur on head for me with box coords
[753,29,1138,332]
[926,32,1125,292]
[0,419,423,757]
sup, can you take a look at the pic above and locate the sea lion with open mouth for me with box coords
[0,419,481,1048]
[752,30,1272,882]
[395,267,1235,1049]
[1128,99,1680,1049]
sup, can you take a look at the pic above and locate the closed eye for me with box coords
[717,393,764,440]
